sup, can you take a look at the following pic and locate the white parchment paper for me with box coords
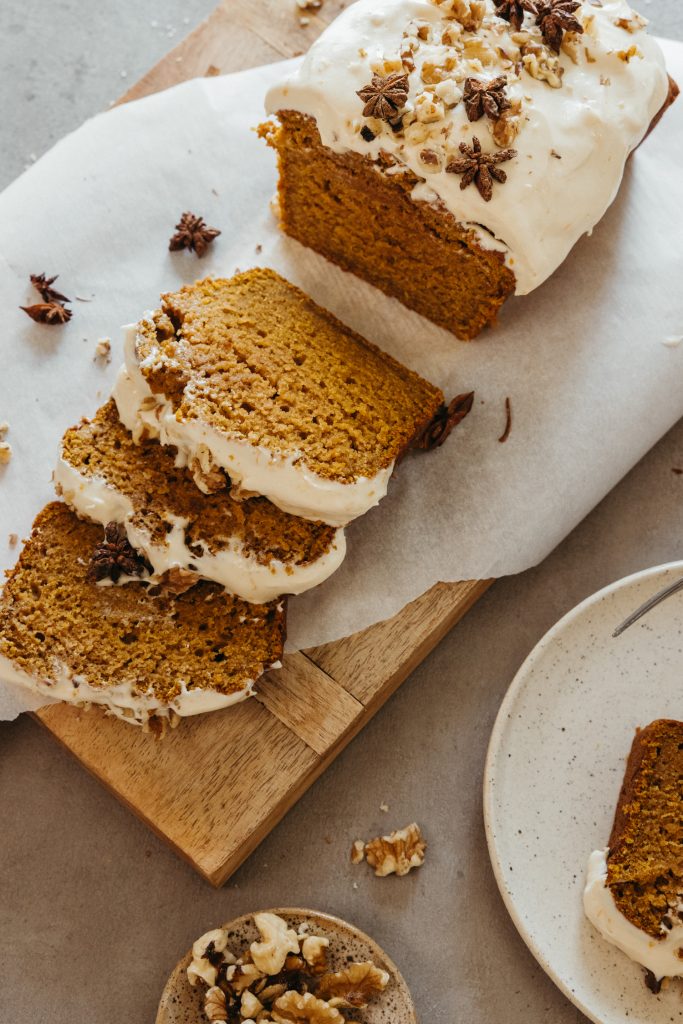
[0,45,682,718]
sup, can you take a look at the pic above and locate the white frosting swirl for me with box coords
[0,652,263,727]
[114,323,394,528]
[265,0,670,294]
[584,849,683,980]
[54,452,346,604]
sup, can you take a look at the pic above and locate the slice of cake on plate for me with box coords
[262,0,677,340]
[114,268,460,527]
[56,399,345,603]
[0,503,286,730]
[584,720,683,991]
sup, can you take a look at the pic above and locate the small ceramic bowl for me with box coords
[155,907,417,1024]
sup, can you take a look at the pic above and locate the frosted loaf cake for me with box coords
[115,269,459,527]
[263,0,677,339]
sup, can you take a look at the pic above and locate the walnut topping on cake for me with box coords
[614,11,647,33]
[356,72,409,121]
[446,135,517,200]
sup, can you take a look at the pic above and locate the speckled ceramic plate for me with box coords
[155,907,417,1024]
[483,562,683,1024]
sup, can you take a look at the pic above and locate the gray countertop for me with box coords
[1,3,682,1022]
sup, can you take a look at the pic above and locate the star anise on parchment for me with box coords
[169,211,221,257]
[493,0,538,30]
[20,301,72,324]
[446,137,517,201]
[534,0,583,52]
[463,76,511,122]
[87,522,151,583]
[21,272,72,324]
[356,72,409,122]
[414,392,475,451]
[30,273,70,304]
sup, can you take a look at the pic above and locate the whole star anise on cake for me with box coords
[463,76,511,122]
[169,211,221,257]
[493,0,538,31]
[534,0,583,52]
[356,72,409,122]
[87,522,151,583]
[446,137,517,202]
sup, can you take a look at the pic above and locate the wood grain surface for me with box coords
[35,0,491,887]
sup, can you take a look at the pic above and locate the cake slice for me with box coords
[584,720,683,989]
[263,0,677,340]
[114,268,455,527]
[0,503,286,729]
[55,399,345,603]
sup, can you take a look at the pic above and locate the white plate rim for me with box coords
[482,559,683,1024]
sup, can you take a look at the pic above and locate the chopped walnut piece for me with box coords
[301,936,330,973]
[241,990,264,1018]
[251,913,300,975]
[350,839,366,865]
[95,338,111,362]
[189,446,229,494]
[614,11,647,33]
[363,822,427,877]
[492,97,523,147]
[155,566,199,595]
[0,443,12,465]
[317,962,390,1009]
[0,421,9,440]
[204,986,229,1022]
[435,0,486,31]
[414,92,446,123]
[226,962,264,993]
[521,42,563,87]
[272,990,345,1024]
[617,44,642,62]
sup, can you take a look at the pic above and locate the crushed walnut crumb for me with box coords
[8,533,18,547]
[353,822,427,877]
[94,338,111,362]
[0,442,12,465]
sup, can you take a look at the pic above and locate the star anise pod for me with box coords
[493,0,537,30]
[464,76,511,122]
[169,211,221,257]
[356,72,409,122]
[414,392,475,451]
[20,302,72,324]
[534,0,583,52]
[30,273,70,303]
[87,522,151,583]
[446,136,517,202]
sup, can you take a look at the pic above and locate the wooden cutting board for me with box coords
[34,0,492,887]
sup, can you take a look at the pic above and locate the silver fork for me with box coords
[612,575,683,638]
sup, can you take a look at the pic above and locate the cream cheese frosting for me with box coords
[114,323,394,528]
[265,0,670,294]
[54,450,347,603]
[584,848,683,980]
[0,652,264,727]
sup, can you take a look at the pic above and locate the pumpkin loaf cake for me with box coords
[114,268,453,527]
[56,399,345,603]
[263,0,677,340]
[0,503,286,728]
[584,720,683,988]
